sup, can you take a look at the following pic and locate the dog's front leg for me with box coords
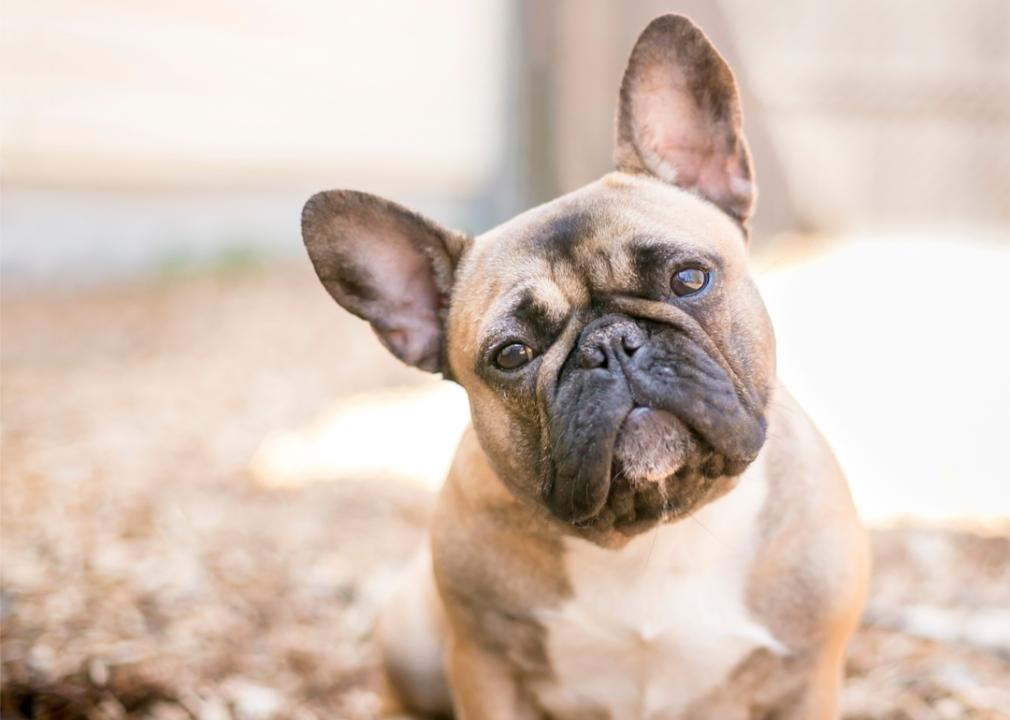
[785,649,851,720]
[445,634,542,720]
[773,622,856,720]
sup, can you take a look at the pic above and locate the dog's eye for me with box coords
[671,266,710,296]
[494,342,535,370]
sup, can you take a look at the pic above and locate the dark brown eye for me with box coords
[494,342,535,370]
[671,266,710,296]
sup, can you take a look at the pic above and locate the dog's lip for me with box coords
[618,404,677,435]
[623,404,678,427]
[622,405,679,434]
[611,406,693,482]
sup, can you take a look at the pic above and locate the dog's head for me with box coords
[302,15,774,539]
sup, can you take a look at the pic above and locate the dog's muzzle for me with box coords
[542,314,765,527]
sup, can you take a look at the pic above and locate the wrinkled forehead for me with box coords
[452,173,746,334]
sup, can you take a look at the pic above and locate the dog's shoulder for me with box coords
[430,427,565,673]
[746,383,870,650]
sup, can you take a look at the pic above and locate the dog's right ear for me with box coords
[301,190,471,374]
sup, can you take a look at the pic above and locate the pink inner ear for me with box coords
[365,227,443,370]
[636,63,716,186]
[634,63,751,218]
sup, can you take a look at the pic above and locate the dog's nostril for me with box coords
[622,336,642,355]
[579,346,607,369]
[621,330,645,356]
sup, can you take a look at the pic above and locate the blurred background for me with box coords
[2,1,1009,718]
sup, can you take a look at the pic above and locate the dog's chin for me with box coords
[576,407,748,537]
[612,407,696,482]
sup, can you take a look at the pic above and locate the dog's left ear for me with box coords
[301,190,471,374]
[615,14,754,223]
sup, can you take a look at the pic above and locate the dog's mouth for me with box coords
[613,406,695,482]
[573,406,747,535]
[544,408,757,533]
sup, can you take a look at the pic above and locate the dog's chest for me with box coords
[531,471,783,719]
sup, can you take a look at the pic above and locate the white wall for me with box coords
[1,0,509,192]
[1,1,511,282]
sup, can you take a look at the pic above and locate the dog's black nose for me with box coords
[576,315,647,370]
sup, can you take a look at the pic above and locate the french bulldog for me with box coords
[301,14,868,720]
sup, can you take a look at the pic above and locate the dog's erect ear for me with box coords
[615,14,754,223]
[301,190,471,374]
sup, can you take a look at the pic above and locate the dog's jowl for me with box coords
[301,14,868,720]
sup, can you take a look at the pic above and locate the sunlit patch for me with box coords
[250,382,470,492]
[758,235,1010,527]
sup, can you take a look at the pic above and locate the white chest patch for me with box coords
[533,461,785,719]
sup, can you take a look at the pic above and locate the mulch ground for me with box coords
[2,267,1008,719]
